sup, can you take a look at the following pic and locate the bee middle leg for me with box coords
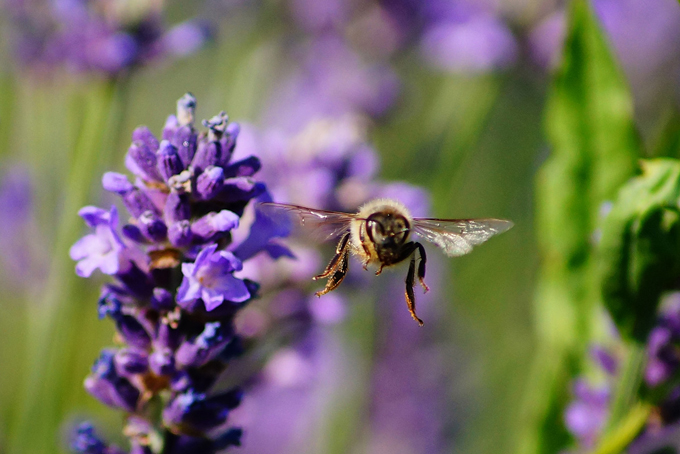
[314,232,351,297]
[415,242,429,293]
[405,252,424,326]
[398,242,424,326]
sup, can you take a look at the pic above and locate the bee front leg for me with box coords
[314,232,350,280]
[415,242,429,293]
[404,246,424,326]
[315,246,349,297]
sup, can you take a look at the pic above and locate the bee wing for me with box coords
[413,218,513,257]
[259,202,355,242]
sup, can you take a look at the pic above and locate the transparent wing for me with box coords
[259,202,355,242]
[413,218,513,257]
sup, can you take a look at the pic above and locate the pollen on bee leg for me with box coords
[405,289,424,326]
[405,252,424,326]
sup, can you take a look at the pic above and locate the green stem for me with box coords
[591,403,651,454]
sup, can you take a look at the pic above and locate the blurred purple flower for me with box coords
[564,379,610,448]
[419,6,517,73]
[288,0,348,32]
[230,329,348,454]
[3,0,213,76]
[645,295,680,388]
[590,345,618,376]
[263,37,400,130]
[528,0,680,109]
[362,244,445,454]
[378,0,517,72]
[162,20,214,58]
[0,166,42,286]
[628,420,680,454]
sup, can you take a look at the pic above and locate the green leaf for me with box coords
[519,0,641,451]
[535,0,640,346]
[599,159,680,343]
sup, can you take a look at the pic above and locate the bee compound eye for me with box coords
[367,219,385,243]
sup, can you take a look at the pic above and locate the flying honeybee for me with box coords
[261,199,513,326]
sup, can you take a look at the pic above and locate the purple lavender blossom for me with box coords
[645,295,680,388]
[564,379,611,448]
[177,244,250,310]
[70,206,141,278]
[71,93,284,453]
[3,0,213,76]
[563,342,618,450]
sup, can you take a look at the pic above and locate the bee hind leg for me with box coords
[415,242,429,293]
[315,233,351,297]
[314,233,350,280]
[315,247,349,297]
[405,251,424,326]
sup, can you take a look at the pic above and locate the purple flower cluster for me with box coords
[3,0,212,76]
[69,93,285,453]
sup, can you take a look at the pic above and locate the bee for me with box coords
[261,199,513,326]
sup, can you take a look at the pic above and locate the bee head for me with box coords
[366,212,410,247]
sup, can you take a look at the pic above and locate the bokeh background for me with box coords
[1,0,679,453]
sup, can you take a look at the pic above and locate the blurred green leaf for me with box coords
[650,107,680,158]
[599,159,680,343]
[520,0,641,451]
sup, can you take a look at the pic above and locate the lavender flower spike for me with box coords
[70,94,286,453]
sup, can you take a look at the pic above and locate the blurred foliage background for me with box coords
[1,0,680,453]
